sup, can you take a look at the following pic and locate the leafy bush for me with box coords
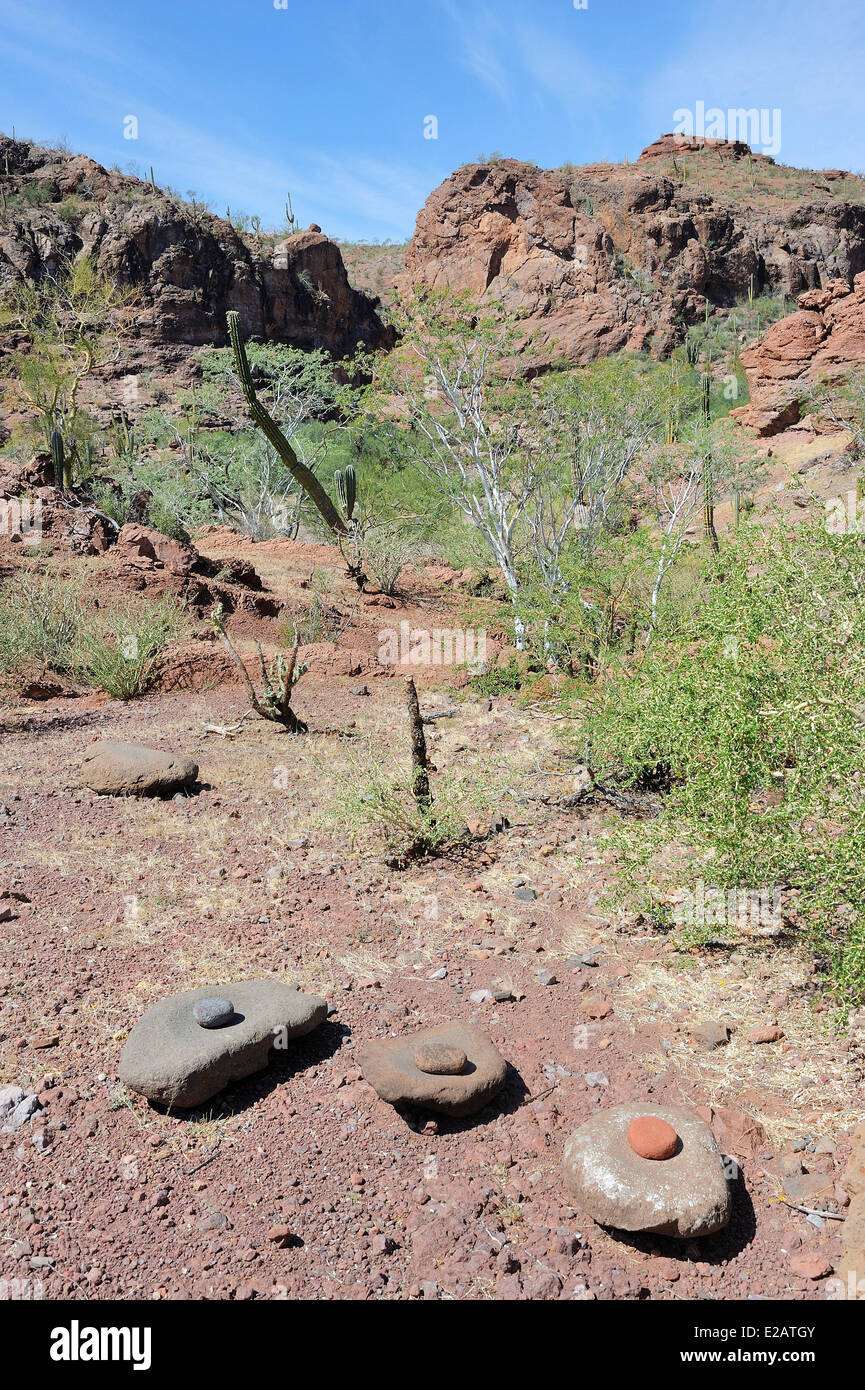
[21,179,59,206]
[587,520,865,1012]
[471,657,525,697]
[94,455,210,541]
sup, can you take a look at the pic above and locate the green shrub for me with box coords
[587,520,865,1013]
[21,179,59,206]
[471,657,524,697]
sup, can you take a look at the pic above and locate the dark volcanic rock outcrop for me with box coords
[402,138,865,372]
[0,135,391,361]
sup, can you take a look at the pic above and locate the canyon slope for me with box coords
[402,135,865,372]
[0,134,391,372]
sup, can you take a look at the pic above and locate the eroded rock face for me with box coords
[359,1023,507,1117]
[119,979,328,1108]
[91,529,280,625]
[0,135,392,368]
[563,1103,732,1238]
[80,741,199,797]
[402,141,865,372]
[731,274,865,435]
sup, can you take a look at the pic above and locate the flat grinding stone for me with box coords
[563,1102,732,1238]
[359,1023,507,1118]
[119,979,327,1108]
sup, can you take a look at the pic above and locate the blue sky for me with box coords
[1,0,863,242]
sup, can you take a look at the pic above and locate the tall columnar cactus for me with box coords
[700,372,711,428]
[50,430,66,489]
[226,311,347,536]
[699,375,718,551]
[702,461,719,551]
[334,465,357,522]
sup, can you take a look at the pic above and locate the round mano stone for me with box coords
[628,1115,679,1160]
[414,1043,467,1075]
[193,997,235,1029]
[563,1103,732,1239]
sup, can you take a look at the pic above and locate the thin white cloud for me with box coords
[0,17,433,238]
[441,0,512,103]
[0,0,125,66]
[441,1,620,133]
[515,21,620,120]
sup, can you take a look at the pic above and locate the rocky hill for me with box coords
[402,136,865,372]
[0,135,392,374]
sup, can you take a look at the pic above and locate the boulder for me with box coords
[358,1023,507,1117]
[114,523,197,576]
[80,741,199,797]
[732,274,865,435]
[0,1085,25,1124]
[695,1103,767,1160]
[0,1091,41,1133]
[691,1020,731,1051]
[119,979,328,1108]
[563,1103,732,1238]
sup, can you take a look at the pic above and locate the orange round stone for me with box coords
[627,1115,679,1160]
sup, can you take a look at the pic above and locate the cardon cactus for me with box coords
[700,372,711,428]
[334,465,357,522]
[226,311,346,537]
[50,430,66,489]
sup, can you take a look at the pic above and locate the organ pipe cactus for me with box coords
[226,311,347,537]
[50,430,66,489]
[334,464,357,522]
[699,375,719,552]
